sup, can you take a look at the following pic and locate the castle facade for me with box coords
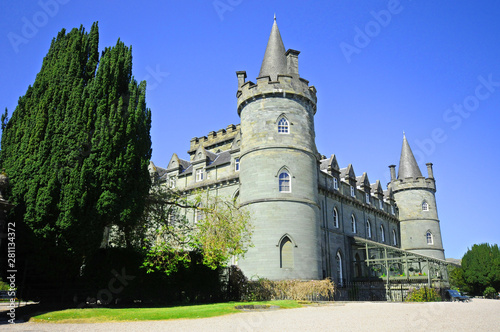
[150,18,446,286]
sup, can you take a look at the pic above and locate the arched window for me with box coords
[380,224,385,243]
[366,220,372,238]
[336,251,343,286]
[422,201,429,211]
[333,208,339,228]
[426,231,433,245]
[280,236,294,268]
[392,229,397,246]
[351,215,357,233]
[279,171,291,192]
[278,117,289,134]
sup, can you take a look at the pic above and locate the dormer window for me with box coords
[278,117,289,134]
[333,177,338,190]
[195,168,204,182]
[350,185,355,197]
[169,177,176,189]
[235,158,240,172]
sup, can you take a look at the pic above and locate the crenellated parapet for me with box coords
[236,72,317,115]
[188,124,240,155]
[389,176,436,193]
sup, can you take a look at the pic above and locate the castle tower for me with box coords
[388,134,445,260]
[235,17,322,280]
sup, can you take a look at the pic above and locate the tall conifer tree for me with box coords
[0,23,151,289]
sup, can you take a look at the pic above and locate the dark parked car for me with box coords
[445,289,470,302]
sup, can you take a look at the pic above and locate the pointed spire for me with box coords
[259,16,287,80]
[398,134,422,179]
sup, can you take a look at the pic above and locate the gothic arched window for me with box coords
[279,171,291,192]
[336,251,343,286]
[278,117,289,134]
[380,224,385,243]
[351,215,357,233]
[392,229,397,246]
[422,201,429,211]
[366,220,372,238]
[426,231,433,245]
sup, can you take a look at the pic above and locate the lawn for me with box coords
[30,300,302,323]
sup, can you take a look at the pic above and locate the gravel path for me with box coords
[2,299,500,331]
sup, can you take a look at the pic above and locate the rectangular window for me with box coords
[195,168,204,182]
[391,205,395,215]
[235,158,240,172]
[379,200,383,210]
[333,177,338,190]
[365,193,370,204]
[350,185,355,197]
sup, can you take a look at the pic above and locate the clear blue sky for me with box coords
[1,1,499,260]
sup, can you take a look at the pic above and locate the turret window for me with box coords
[280,236,294,269]
[422,202,429,211]
[426,231,433,245]
[278,117,289,134]
[279,171,291,192]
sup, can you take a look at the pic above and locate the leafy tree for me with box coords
[461,243,500,296]
[448,264,469,293]
[141,184,253,275]
[0,23,151,296]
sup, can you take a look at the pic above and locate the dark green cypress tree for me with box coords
[0,23,151,296]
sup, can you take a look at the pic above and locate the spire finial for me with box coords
[274,13,276,21]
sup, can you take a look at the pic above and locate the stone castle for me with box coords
[149,18,447,287]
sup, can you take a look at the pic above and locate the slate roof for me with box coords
[206,151,232,169]
[259,16,287,81]
[398,134,422,179]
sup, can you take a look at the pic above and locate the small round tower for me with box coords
[236,17,322,280]
[388,135,445,260]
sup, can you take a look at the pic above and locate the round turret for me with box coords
[236,18,322,280]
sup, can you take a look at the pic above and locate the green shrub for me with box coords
[405,287,441,302]
[483,286,497,299]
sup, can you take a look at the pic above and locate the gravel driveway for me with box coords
[2,299,499,331]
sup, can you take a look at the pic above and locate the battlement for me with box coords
[236,72,317,115]
[389,176,436,192]
[188,124,240,154]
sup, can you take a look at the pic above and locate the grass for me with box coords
[30,300,301,323]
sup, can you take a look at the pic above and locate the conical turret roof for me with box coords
[259,16,287,80]
[398,134,422,179]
